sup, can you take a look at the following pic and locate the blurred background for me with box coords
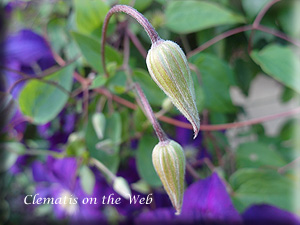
[1,0,300,224]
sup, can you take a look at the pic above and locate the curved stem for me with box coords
[187,25,253,58]
[101,5,161,76]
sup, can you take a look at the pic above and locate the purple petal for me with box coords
[136,173,242,224]
[4,29,53,65]
[243,204,300,225]
[32,161,50,182]
[181,173,242,224]
[49,157,78,189]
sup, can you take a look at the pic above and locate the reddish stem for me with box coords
[134,83,168,142]
[94,87,300,132]
[187,25,253,58]
[101,5,160,76]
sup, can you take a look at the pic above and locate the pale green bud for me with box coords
[152,140,185,215]
[113,177,132,200]
[146,40,200,138]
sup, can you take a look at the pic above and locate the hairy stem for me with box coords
[101,5,160,76]
[135,83,168,142]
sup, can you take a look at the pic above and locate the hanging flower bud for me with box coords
[152,140,186,215]
[146,40,200,138]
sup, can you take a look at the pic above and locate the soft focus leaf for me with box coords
[71,31,122,73]
[136,136,161,187]
[251,44,300,93]
[132,69,165,106]
[86,113,121,173]
[92,113,106,140]
[241,0,272,20]
[79,165,96,195]
[89,76,107,89]
[165,1,244,34]
[230,169,293,213]
[189,53,236,112]
[236,142,286,169]
[113,177,132,199]
[134,0,153,11]
[279,119,299,142]
[278,0,300,38]
[73,0,109,36]
[19,64,74,124]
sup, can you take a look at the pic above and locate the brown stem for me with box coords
[187,25,253,58]
[135,83,168,142]
[256,25,300,48]
[7,76,70,96]
[127,29,147,58]
[101,5,160,76]
[94,87,300,131]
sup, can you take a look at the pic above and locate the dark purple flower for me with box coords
[32,157,107,224]
[243,204,300,225]
[135,173,242,225]
[3,29,56,98]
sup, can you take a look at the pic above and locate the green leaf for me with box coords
[134,0,153,11]
[251,44,300,94]
[47,18,68,53]
[236,142,286,169]
[279,119,299,142]
[189,53,236,113]
[19,64,74,124]
[90,76,107,90]
[136,136,161,187]
[107,71,127,94]
[73,0,109,36]
[165,1,244,34]
[242,0,271,20]
[79,165,96,195]
[132,69,165,106]
[278,1,300,39]
[71,31,122,73]
[85,113,121,173]
[233,58,258,96]
[230,168,293,213]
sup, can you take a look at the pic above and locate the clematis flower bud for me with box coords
[146,40,200,138]
[152,140,185,215]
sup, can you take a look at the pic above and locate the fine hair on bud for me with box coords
[152,140,186,215]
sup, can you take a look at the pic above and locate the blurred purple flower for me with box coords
[2,29,56,137]
[3,29,56,97]
[135,172,242,225]
[243,204,300,225]
[32,157,107,224]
